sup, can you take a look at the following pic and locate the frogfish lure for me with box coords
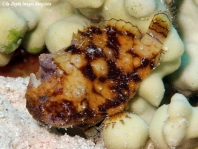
[25,12,171,130]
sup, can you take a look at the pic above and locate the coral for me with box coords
[66,0,105,9]
[124,0,157,18]
[128,95,157,123]
[101,112,149,149]
[149,93,198,149]
[45,14,90,53]
[168,0,198,97]
[0,52,13,67]
[0,8,27,53]
[0,0,75,65]
[21,0,75,54]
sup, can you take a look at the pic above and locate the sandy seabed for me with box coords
[0,76,104,149]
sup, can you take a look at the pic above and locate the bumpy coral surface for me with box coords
[168,0,198,97]
[149,93,198,149]
[25,12,171,129]
[101,112,149,149]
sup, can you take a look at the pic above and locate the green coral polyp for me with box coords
[3,29,23,53]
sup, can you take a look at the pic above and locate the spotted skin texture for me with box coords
[25,13,171,129]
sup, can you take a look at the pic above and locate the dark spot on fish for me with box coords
[141,58,150,67]
[81,64,96,81]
